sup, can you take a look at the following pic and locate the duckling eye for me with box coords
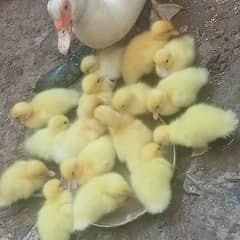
[155,105,160,109]
[71,171,75,176]
[121,104,126,108]
[166,59,169,63]
[64,4,68,11]
[63,121,68,125]
[97,79,101,83]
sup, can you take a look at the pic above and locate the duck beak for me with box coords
[153,112,160,120]
[57,28,72,55]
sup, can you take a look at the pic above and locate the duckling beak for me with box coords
[153,112,160,121]
[156,66,169,78]
[57,28,72,55]
[47,170,56,177]
[69,179,78,192]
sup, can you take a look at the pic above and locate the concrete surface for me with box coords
[0,0,240,239]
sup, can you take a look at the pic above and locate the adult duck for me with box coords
[47,0,146,55]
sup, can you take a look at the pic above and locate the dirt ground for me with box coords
[0,0,240,239]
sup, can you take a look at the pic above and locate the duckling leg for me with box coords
[151,1,183,21]
[191,146,209,157]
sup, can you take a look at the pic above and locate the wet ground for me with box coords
[0,0,240,239]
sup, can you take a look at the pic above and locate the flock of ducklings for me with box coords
[1,20,238,240]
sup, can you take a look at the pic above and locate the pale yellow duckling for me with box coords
[112,82,152,116]
[130,143,173,214]
[10,89,79,128]
[122,20,179,85]
[52,118,106,163]
[154,35,196,78]
[147,68,209,119]
[153,104,239,149]
[0,160,55,207]
[73,173,131,231]
[25,115,70,161]
[77,73,113,118]
[60,135,116,188]
[37,179,73,240]
[94,105,152,169]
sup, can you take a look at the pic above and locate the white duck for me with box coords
[47,0,146,54]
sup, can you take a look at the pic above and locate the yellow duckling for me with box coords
[37,179,73,240]
[130,143,173,214]
[94,105,152,169]
[60,135,116,188]
[77,73,113,118]
[153,104,239,149]
[10,89,79,128]
[53,118,106,163]
[25,115,70,161]
[112,82,152,116]
[73,173,131,231]
[0,160,55,207]
[147,67,209,119]
[122,20,179,85]
[154,35,196,78]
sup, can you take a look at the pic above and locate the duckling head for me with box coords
[82,73,104,94]
[112,90,133,113]
[27,160,56,179]
[48,115,69,132]
[60,159,79,190]
[151,20,179,39]
[147,90,165,120]
[80,55,99,74]
[142,142,161,160]
[154,49,172,78]
[94,105,119,127]
[43,179,64,200]
[153,126,171,146]
[10,102,33,123]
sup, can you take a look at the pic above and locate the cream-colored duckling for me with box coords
[53,118,106,163]
[112,82,152,116]
[77,73,113,118]
[37,179,73,240]
[25,115,70,161]
[147,68,209,119]
[10,89,79,128]
[153,104,239,149]
[154,35,196,78]
[94,105,152,169]
[0,160,55,207]
[60,135,116,188]
[80,46,125,86]
[130,143,173,214]
[122,20,179,85]
[73,173,131,231]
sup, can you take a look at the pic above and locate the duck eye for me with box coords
[64,4,68,11]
